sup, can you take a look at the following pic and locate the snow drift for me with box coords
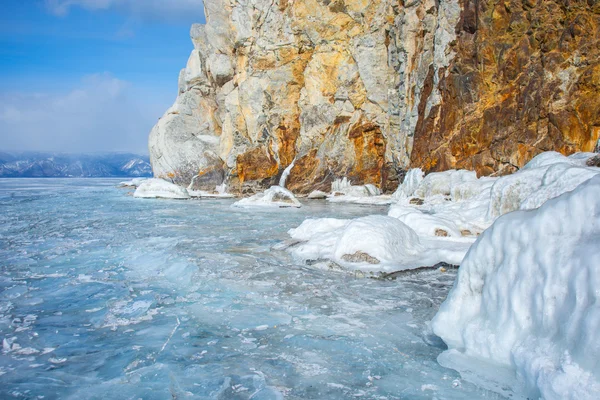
[283,152,599,274]
[432,175,600,399]
[133,178,190,199]
[287,215,472,273]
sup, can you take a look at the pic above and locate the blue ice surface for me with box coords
[0,179,506,399]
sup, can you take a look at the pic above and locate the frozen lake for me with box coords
[0,179,504,399]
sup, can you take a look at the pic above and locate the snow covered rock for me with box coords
[288,216,423,270]
[119,178,147,188]
[432,175,600,399]
[307,190,328,199]
[487,152,599,219]
[187,183,235,198]
[326,178,390,204]
[332,215,424,266]
[586,154,600,167]
[233,186,301,208]
[414,170,478,199]
[133,179,190,199]
[286,215,471,273]
[388,206,462,238]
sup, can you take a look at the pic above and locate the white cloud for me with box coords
[45,0,204,22]
[0,73,171,154]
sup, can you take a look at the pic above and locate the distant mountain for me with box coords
[0,152,153,178]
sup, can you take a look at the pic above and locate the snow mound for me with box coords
[414,170,478,199]
[133,179,190,199]
[233,186,301,208]
[487,152,599,219]
[287,218,350,261]
[289,216,423,270]
[287,215,471,273]
[119,178,147,188]
[332,215,424,265]
[187,183,235,198]
[388,206,462,238]
[432,175,600,399]
[326,179,390,204]
[307,190,328,199]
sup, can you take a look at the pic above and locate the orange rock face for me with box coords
[410,0,600,176]
[150,0,599,194]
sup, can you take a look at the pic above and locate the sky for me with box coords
[0,0,206,155]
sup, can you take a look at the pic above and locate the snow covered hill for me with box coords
[0,152,152,178]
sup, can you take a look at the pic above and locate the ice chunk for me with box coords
[414,170,478,198]
[326,179,389,205]
[286,215,469,272]
[187,182,235,198]
[388,206,462,237]
[487,154,599,219]
[331,177,352,192]
[392,168,424,200]
[330,178,381,198]
[432,175,600,399]
[133,178,190,199]
[332,215,424,266]
[233,186,301,208]
[119,178,147,188]
[307,190,328,199]
[519,163,599,210]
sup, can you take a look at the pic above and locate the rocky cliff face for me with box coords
[149,0,599,193]
[411,0,600,176]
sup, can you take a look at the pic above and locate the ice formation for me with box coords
[432,175,600,399]
[287,216,472,273]
[279,158,296,188]
[233,186,302,208]
[388,206,462,238]
[2,177,504,399]
[488,152,600,218]
[392,168,423,200]
[133,178,190,199]
[284,151,600,275]
[307,190,328,199]
[413,169,478,199]
[119,178,147,188]
[326,178,392,205]
[187,183,235,198]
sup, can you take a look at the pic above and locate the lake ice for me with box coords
[0,178,506,399]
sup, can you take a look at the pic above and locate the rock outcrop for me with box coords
[411,0,600,176]
[149,0,600,194]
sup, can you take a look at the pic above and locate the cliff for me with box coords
[149,0,600,194]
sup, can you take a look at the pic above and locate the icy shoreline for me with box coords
[120,151,600,398]
[1,178,501,399]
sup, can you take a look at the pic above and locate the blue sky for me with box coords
[0,0,205,154]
